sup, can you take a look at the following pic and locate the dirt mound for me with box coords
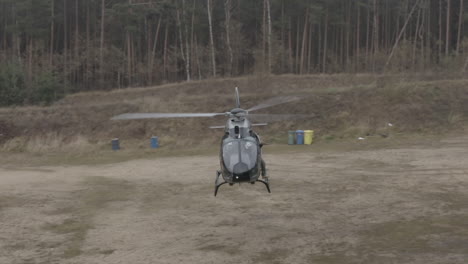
[0,74,467,151]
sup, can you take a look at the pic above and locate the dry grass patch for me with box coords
[1,74,468,155]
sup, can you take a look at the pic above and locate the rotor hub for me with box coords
[230,108,248,118]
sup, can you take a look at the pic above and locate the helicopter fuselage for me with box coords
[214,108,270,195]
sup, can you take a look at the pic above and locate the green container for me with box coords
[288,131,295,145]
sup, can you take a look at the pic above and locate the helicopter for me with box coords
[111,88,303,196]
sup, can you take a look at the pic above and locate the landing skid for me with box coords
[256,179,271,193]
[214,171,227,197]
[214,171,271,196]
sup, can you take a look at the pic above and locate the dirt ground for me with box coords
[1,137,468,264]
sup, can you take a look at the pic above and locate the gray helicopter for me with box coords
[111,88,302,196]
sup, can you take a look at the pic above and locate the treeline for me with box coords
[0,0,467,106]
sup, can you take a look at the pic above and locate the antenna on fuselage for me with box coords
[235,87,240,108]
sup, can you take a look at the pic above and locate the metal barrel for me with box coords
[150,136,159,148]
[111,138,120,150]
[296,130,304,145]
[288,131,296,145]
[304,130,314,145]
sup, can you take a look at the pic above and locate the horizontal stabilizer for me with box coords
[209,125,226,129]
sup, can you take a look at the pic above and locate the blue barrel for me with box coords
[150,136,159,148]
[111,138,120,150]
[288,131,295,145]
[296,130,304,145]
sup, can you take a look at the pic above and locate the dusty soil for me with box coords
[1,137,468,264]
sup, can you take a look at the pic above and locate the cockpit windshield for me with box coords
[222,137,258,174]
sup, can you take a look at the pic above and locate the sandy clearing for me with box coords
[1,138,468,264]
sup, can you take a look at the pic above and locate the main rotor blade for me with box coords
[248,114,312,122]
[111,113,225,120]
[247,95,302,112]
[235,87,241,108]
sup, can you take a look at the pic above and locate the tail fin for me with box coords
[235,87,240,108]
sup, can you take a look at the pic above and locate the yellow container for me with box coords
[304,130,314,145]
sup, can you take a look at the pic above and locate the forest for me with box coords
[0,0,467,106]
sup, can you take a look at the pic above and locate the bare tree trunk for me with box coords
[64,0,68,91]
[372,0,378,71]
[439,0,443,60]
[300,10,308,75]
[356,3,360,71]
[145,15,150,85]
[456,0,463,54]
[266,0,272,73]
[340,24,344,66]
[323,8,328,73]
[182,0,190,81]
[176,0,190,81]
[288,18,293,72]
[207,0,216,77]
[28,38,33,81]
[49,0,54,66]
[262,0,267,68]
[445,0,451,56]
[74,0,79,88]
[318,21,322,70]
[425,0,431,67]
[75,0,79,61]
[163,23,168,81]
[176,4,190,81]
[413,7,421,68]
[307,21,313,73]
[194,35,202,79]
[295,19,300,73]
[224,0,233,76]
[190,0,195,76]
[149,17,161,85]
[85,0,90,88]
[385,0,421,69]
[1,4,6,51]
[345,1,351,68]
[100,0,105,82]
[366,0,371,69]
[280,0,285,71]
[127,32,132,86]
[126,0,132,86]
[419,4,426,70]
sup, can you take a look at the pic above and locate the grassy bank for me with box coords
[0,74,467,160]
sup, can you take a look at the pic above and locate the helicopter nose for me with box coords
[233,163,249,174]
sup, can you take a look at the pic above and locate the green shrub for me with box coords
[0,62,27,106]
[0,62,64,106]
[31,71,64,105]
